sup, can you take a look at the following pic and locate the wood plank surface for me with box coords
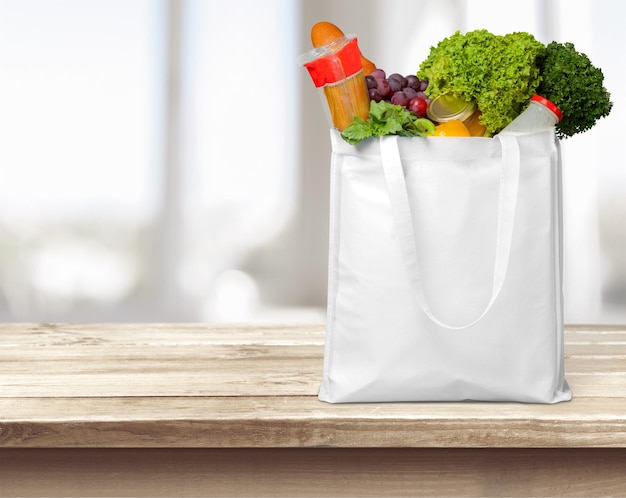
[1,396,625,448]
[2,448,626,498]
[1,323,625,449]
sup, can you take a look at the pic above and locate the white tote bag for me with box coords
[320,129,572,403]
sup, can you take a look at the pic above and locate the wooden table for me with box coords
[1,323,625,497]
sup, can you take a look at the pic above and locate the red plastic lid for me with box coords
[531,95,563,122]
[302,36,363,88]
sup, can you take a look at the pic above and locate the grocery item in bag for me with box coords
[499,95,562,135]
[298,35,370,131]
[426,93,488,137]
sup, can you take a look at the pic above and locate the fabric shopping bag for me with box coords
[319,128,572,403]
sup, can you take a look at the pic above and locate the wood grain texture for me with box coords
[2,448,626,497]
[0,323,625,449]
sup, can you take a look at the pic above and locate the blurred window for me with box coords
[0,0,301,322]
[0,0,163,320]
[0,0,624,324]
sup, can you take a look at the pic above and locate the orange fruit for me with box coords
[432,120,471,137]
[310,21,376,75]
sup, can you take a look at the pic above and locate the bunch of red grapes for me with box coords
[365,69,430,117]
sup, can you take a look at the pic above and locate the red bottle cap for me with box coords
[302,36,363,88]
[531,95,563,122]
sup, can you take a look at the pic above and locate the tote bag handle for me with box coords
[379,134,521,330]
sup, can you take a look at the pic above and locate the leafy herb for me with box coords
[417,30,545,134]
[341,100,435,145]
[536,42,612,139]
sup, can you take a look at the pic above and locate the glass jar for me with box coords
[426,94,488,137]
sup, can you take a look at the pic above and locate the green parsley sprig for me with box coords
[341,100,435,145]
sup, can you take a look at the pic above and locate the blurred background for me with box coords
[0,0,624,324]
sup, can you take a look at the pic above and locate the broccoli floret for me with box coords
[536,42,613,139]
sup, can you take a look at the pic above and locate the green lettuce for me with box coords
[417,30,545,134]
